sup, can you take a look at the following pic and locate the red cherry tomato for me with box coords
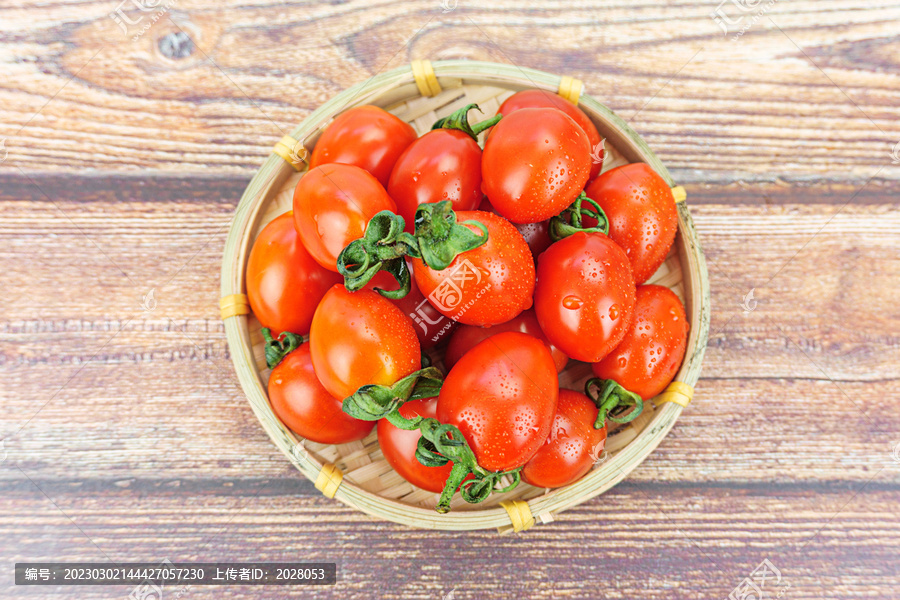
[268,344,374,444]
[366,268,456,349]
[387,129,483,231]
[592,285,688,400]
[534,232,636,363]
[478,197,552,261]
[309,105,417,187]
[496,90,604,180]
[377,398,456,493]
[293,164,396,272]
[521,389,606,488]
[437,332,559,472]
[309,285,420,399]
[514,219,553,261]
[584,163,678,284]
[246,213,342,335]
[411,211,535,326]
[444,309,568,373]
[482,107,591,224]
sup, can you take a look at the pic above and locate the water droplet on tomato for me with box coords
[609,304,620,320]
[562,295,583,309]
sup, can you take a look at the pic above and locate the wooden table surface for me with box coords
[2,1,899,598]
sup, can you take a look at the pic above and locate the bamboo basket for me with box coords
[220,60,710,533]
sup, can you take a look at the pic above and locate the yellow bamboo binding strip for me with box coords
[655,381,694,408]
[273,135,307,172]
[411,60,442,97]
[499,500,535,534]
[671,185,687,203]
[219,294,250,320]
[558,75,583,105]
[315,464,343,499]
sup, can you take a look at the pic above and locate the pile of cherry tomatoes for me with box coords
[247,90,689,513]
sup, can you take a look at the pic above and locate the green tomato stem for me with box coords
[585,377,644,429]
[549,192,611,242]
[261,328,304,369]
[431,103,502,141]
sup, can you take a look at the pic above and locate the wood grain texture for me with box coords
[1,0,899,595]
[0,1,899,180]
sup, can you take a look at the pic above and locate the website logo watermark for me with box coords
[110,0,180,41]
[415,259,492,343]
[710,0,778,40]
[740,288,757,314]
[727,558,790,600]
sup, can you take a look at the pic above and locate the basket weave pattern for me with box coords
[220,61,710,532]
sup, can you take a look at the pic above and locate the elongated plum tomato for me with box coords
[521,389,606,488]
[411,211,535,326]
[245,213,342,335]
[592,285,688,400]
[268,344,374,444]
[309,285,420,399]
[387,128,484,232]
[377,398,456,493]
[444,309,568,373]
[535,232,636,363]
[366,268,456,349]
[437,332,559,472]
[308,105,417,187]
[293,163,396,272]
[584,163,678,284]
[495,90,604,180]
[481,107,591,224]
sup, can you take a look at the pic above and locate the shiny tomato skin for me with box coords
[477,197,552,261]
[309,105,417,187]
[310,285,421,399]
[515,219,553,261]
[444,309,568,373]
[521,389,606,489]
[437,332,559,472]
[496,90,604,180]
[293,163,397,272]
[584,163,678,284]
[387,129,484,232]
[246,213,342,335]
[535,232,636,363]
[411,211,535,326]
[482,107,591,224]
[377,398,456,493]
[365,268,456,349]
[592,285,688,400]
[268,344,374,444]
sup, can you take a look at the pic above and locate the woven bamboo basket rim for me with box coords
[220,60,711,532]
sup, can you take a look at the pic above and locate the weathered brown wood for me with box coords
[0,485,898,599]
[0,1,898,179]
[1,0,899,592]
[1,177,897,487]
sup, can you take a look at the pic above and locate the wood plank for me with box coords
[0,485,898,599]
[0,1,898,179]
[1,177,897,485]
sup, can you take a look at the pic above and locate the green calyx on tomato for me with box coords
[341,358,523,513]
[415,419,521,513]
[584,377,644,430]
[548,192,610,242]
[336,210,420,298]
[261,327,304,369]
[413,201,488,271]
[341,366,444,422]
[336,201,489,298]
[431,103,502,142]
